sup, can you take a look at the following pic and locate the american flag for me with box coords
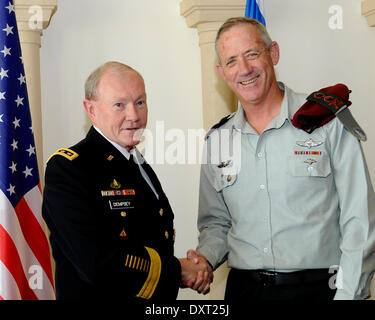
[0,0,55,299]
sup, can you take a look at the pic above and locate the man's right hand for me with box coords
[178,252,213,295]
[181,250,214,294]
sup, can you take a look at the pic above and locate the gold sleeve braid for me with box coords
[136,247,161,299]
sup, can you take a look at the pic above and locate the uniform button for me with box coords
[227,175,232,182]
[260,184,266,190]
[257,152,263,158]
[165,231,169,239]
[120,211,127,217]
[159,208,164,216]
[263,248,269,253]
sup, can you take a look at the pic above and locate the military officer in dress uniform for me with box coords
[187,17,375,300]
[42,61,211,300]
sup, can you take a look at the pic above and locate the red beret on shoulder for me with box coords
[292,84,366,141]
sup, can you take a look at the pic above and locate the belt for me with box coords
[233,268,331,286]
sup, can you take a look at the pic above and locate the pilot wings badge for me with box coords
[304,158,317,166]
[296,138,323,149]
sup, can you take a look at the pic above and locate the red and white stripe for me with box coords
[0,185,55,300]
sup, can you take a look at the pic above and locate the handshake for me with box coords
[178,250,214,295]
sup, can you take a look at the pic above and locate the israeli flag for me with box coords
[245,0,266,26]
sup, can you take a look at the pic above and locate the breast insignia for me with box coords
[304,158,317,166]
[217,159,232,168]
[119,228,128,240]
[296,138,323,149]
[110,179,121,189]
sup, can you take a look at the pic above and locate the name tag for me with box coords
[109,199,135,210]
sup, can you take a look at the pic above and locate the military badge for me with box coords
[304,158,317,166]
[296,138,323,149]
[101,189,135,197]
[217,160,232,168]
[294,151,322,155]
[119,228,128,240]
[110,179,121,189]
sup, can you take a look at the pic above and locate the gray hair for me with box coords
[215,17,273,64]
[84,61,143,100]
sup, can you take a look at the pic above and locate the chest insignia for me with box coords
[119,228,128,240]
[101,189,135,197]
[304,158,317,166]
[294,151,322,155]
[296,138,323,149]
[110,179,121,189]
[217,159,232,168]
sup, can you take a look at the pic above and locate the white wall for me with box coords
[40,0,375,300]
[267,0,375,180]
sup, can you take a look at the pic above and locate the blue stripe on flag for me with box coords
[245,0,266,26]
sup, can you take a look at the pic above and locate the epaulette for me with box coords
[47,148,79,164]
[292,83,366,141]
[205,113,234,140]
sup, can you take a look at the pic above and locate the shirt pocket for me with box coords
[287,155,331,177]
[285,154,333,215]
[210,165,238,192]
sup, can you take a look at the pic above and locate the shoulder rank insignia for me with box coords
[47,148,79,163]
[205,113,235,140]
[211,114,233,130]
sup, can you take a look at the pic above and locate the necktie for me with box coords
[130,153,163,198]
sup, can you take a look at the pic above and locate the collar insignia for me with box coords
[217,159,232,168]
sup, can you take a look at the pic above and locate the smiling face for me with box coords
[216,23,280,107]
[83,69,147,150]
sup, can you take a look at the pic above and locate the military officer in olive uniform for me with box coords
[42,61,211,300]
[187,17,375,301]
